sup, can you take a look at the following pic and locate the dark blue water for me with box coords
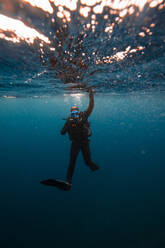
[0,1,165,247]
[1,93,165,247]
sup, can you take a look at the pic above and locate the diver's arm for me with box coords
[61,121,68,135]
[85,89,94,117]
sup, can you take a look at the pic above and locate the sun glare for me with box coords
[19,0,164,19]
[22,0,53,14]
[0,14,50,44]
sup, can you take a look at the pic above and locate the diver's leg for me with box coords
[81,141,99,171]
[66,142,80,183]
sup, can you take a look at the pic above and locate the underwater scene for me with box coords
[0,0,165,247]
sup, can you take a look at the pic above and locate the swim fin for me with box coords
[40,179,72,191]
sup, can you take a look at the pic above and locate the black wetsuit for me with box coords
[61,95,98,183]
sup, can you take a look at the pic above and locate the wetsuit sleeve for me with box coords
[84,90,94,118]
[61,120,68,135]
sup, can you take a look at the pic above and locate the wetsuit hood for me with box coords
[71,106,79,112]
[71,106,79,118]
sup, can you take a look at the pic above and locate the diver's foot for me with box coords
[66,181,72,190]
[90,164,99,171]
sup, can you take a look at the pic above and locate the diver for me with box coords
[61,89,99,188]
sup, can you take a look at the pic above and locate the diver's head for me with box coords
[71,106,79,118]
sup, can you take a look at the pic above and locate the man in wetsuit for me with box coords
[61,89,99,187]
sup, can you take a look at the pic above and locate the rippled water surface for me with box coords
[0,0,165,96]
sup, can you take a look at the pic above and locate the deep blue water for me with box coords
[1,93,165,247]
[0,0,165,247]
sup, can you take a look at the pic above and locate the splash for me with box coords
[0,0,164,95]
[0,0,164,47]
[96,46,145,64]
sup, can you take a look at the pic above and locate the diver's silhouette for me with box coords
[61,89,99,188]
